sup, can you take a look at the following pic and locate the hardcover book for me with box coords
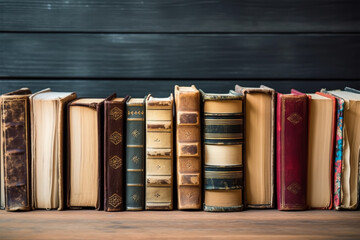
[30,89,77,210]
[235,85,275,209]
[277,91,308,210]
[306,92,336,209]
[0,88,32,211]
[325,89,360,210]
[67,98,104,210]
[145,94,174,210]
[126,97,146,211]
[104,94,128,211]
[201,90,244,212]
[174,85,202,210]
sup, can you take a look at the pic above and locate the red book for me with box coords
[277,92,309,210]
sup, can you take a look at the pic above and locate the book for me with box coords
[277,91,308,210]
[235,85,275,209]
[30,89,76,210]
[145,94,174,210]
[306,92,336,209]
[174,85,202,210]
[126,97,146,211]
[325,89,360,210]
[0,88,32,211]
[104,94,128,211]
[67,98,104,210]
[201,90,244,212]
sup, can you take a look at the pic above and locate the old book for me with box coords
[104,94,128,211]
[306,92,336,209]
[67,98,104,210]
[145,94,174,210]
[201,90,244,212]
[326,89,360,210]
[126,97,146,211]
[0,88,32,211]
[30,89,77,210]
[235,85,275,209]
[174,85,202,210]
[277,91,308,210]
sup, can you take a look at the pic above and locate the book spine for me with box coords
[276,94,308,210]
[104,100,125,211]
[145,97,173,210]
[175,89,202,209]
[1,96,31,211]
[125,102,145,210]
[203,100,244,212]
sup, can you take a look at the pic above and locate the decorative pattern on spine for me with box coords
[201,90,244,212]
[0,88,32,211]
[175,85,202,210]
[145,94,174,210]
[126,97,146,210]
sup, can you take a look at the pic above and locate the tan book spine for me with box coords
[145,94,173,210]
[174,85,201,210]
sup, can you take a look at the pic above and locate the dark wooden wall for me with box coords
[1,0,359,97]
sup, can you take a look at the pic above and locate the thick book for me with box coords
[235,85,275,209]
[174,85,202,210]
[201,90,244,212]
[30,89,77,210]
[325,89,360,210]
[277,91,308,210]
[126,97,146,211]
[67,98,104,210]
[104,94,129,211]
[145,94,174,210]
[0,88,32,211]
[305,92,336,209]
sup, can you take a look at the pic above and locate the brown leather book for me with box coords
[145,94,174,210]
[0,88,32,211]
[104,94,129,211]
[174,85,202,210]
[67,98,104,210]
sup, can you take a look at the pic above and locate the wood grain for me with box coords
[0,80,359,98]
[0,210,359,239]
[1,0,360,32]
[2,34,360,79]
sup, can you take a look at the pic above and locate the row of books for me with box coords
[0,85,359,212]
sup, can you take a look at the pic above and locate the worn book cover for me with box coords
[126,97,146,211]
[175,85,202,210]
[276,91,308,210]
[1,88,32,211]
[235,85,275,209]
[145,94,174,210]
[104,94,129,211]
[201,90,244,212]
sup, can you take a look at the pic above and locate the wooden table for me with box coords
[0,210,359,239]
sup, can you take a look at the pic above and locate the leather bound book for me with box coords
[277,91,308,210]
[235,85,275,209]
[30,89,77,210]
[325,89,360,210]
[126,97,146,211]
[201,90,244,212]
[104,94,129,212]
[67,98,104,210]
[0,88,32,211]
[174,85,202,210]
[145,94,174,210]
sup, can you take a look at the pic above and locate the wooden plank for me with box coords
[0,210,359,239]
[1,34,360,79]
[1,1,360,32]
[0,80,359,98]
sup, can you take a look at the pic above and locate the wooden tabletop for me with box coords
[0,210,359,239]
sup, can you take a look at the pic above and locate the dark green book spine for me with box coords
[126,100,145,210]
